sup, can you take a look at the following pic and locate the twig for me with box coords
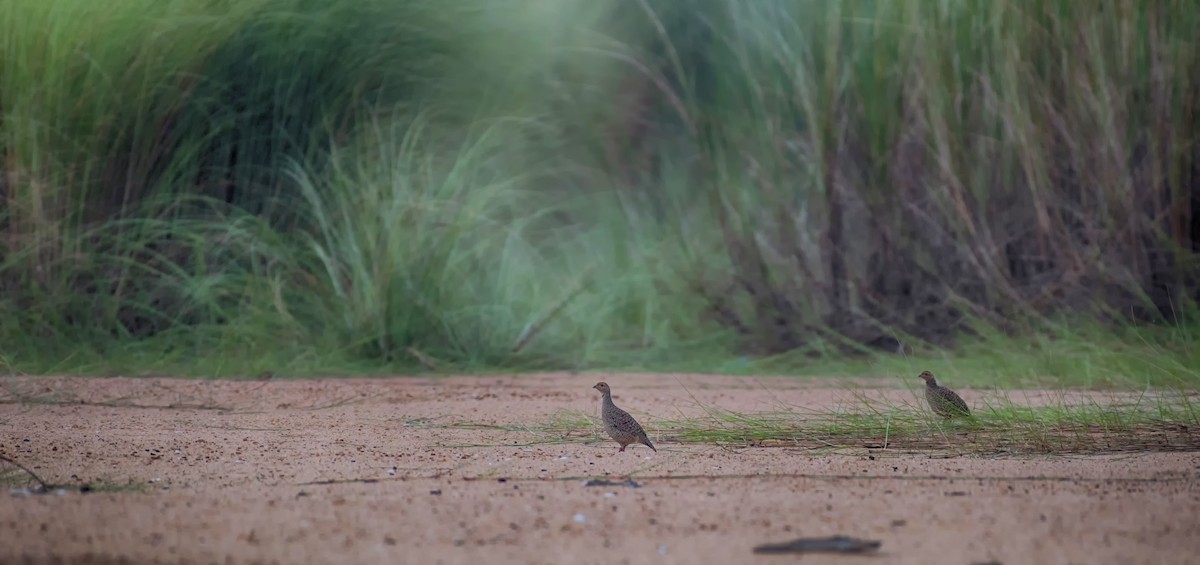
[512,267,593,353]
[405,346,442,371]
[0,353,24,377]
[0,454,53,492]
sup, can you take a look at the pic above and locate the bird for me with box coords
[919,371,970,418]
[592,382,656,453]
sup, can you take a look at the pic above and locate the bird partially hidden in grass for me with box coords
[592,382,657,453]
[919,371,971,419]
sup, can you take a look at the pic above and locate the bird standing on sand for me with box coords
[592,382,657,453]
[919,371,970,418]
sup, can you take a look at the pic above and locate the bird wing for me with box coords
[938,388,970,413]
[607,406,647,435]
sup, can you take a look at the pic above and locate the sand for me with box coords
[2,372,1198,564]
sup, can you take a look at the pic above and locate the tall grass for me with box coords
[0,0,1197,384]
[602,0,1200,354]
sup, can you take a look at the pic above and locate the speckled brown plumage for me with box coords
[919,371,970,418]
[592,382,656,452]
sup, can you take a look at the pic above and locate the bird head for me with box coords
[918,371,937,386]
[592,382,610,394]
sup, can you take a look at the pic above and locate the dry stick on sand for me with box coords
[752,535,882,555]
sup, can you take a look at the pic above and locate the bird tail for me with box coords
[643,436,657,452]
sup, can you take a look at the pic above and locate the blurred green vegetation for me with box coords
[1,0,1197,387]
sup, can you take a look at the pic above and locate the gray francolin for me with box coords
[919,371,970,418]
[592,382,656,452]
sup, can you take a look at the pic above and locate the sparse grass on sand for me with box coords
[520,389,1200,456]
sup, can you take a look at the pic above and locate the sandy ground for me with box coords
[1,372,1198,565]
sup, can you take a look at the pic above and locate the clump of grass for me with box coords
[0,0,625,374]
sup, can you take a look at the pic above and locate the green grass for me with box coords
[729,321,1200,389]
[519,391,1200,456]
[667,396,1199,455]
[1,1,1197,387]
